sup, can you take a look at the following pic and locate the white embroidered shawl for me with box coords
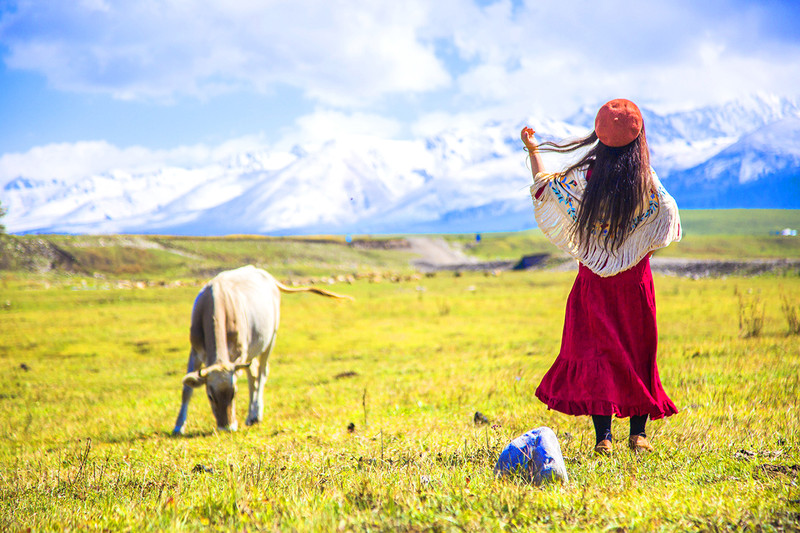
[531,168,681,277]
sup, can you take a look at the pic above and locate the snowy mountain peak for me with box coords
[2,95,799,235]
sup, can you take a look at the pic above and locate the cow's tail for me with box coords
[274,280,354,300]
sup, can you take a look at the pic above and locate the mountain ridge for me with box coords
[3,95,799,235]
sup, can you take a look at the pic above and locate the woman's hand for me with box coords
[520,126,545,177]
[521,127,537,152]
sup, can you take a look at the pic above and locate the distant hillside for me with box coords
[0,234,417,280]
[678,209,800,236]
[2,210,799,281]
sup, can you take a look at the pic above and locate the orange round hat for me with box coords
[594,99,643,147]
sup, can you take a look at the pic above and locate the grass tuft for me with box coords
[780,293,800,335]
[736,287,765,338]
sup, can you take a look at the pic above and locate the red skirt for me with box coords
[535,257,677,419]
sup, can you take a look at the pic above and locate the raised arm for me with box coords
[521,127,545,178]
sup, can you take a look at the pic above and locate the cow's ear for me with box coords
[182,371,206,388]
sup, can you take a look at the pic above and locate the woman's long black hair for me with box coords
[536,125,653,254]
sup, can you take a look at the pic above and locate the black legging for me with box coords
[592,415,648,444]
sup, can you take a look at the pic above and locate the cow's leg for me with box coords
[246,343,274,426]
[172,349,198,435]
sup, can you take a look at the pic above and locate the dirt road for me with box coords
[405,237,480,271]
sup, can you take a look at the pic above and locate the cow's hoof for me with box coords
[245,417,259,426]
[217,423,238,432]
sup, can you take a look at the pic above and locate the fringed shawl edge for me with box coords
[530,168,681,277]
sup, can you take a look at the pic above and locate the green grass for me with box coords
[1,270,799,531]
[1,210,799,530]
[677,209,800,236]
[448,209,800,261]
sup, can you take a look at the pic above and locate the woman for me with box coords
[521,99,681,455]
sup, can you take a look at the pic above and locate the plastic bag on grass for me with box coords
[494,426,568,485]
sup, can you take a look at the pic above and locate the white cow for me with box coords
[172,265,352,434]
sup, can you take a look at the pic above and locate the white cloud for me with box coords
[0,136,275,185]
[0,142,150,184]
[0,109,409,185]
[1,0,799,151]
[276,110,405,150]
[0,1,451,105]
[427,0,800,116]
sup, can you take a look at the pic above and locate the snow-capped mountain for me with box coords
[2,95,799,236]
[663,115,800,208]
[572,94,800,173]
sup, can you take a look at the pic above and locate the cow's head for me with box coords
[183,361,250,431]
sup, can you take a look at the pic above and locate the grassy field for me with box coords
[448,209,800,261]
[2,210,799,284]
[1,253,799,530]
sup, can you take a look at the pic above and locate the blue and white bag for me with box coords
[494,427,568,485]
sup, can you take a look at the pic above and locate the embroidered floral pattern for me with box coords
[549,181,662,235]
[628,188,661,231]
[551,183,578,220]
[531,169,681,277]
[557,173,579,191]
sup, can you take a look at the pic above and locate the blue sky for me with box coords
[1,0,799,182]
